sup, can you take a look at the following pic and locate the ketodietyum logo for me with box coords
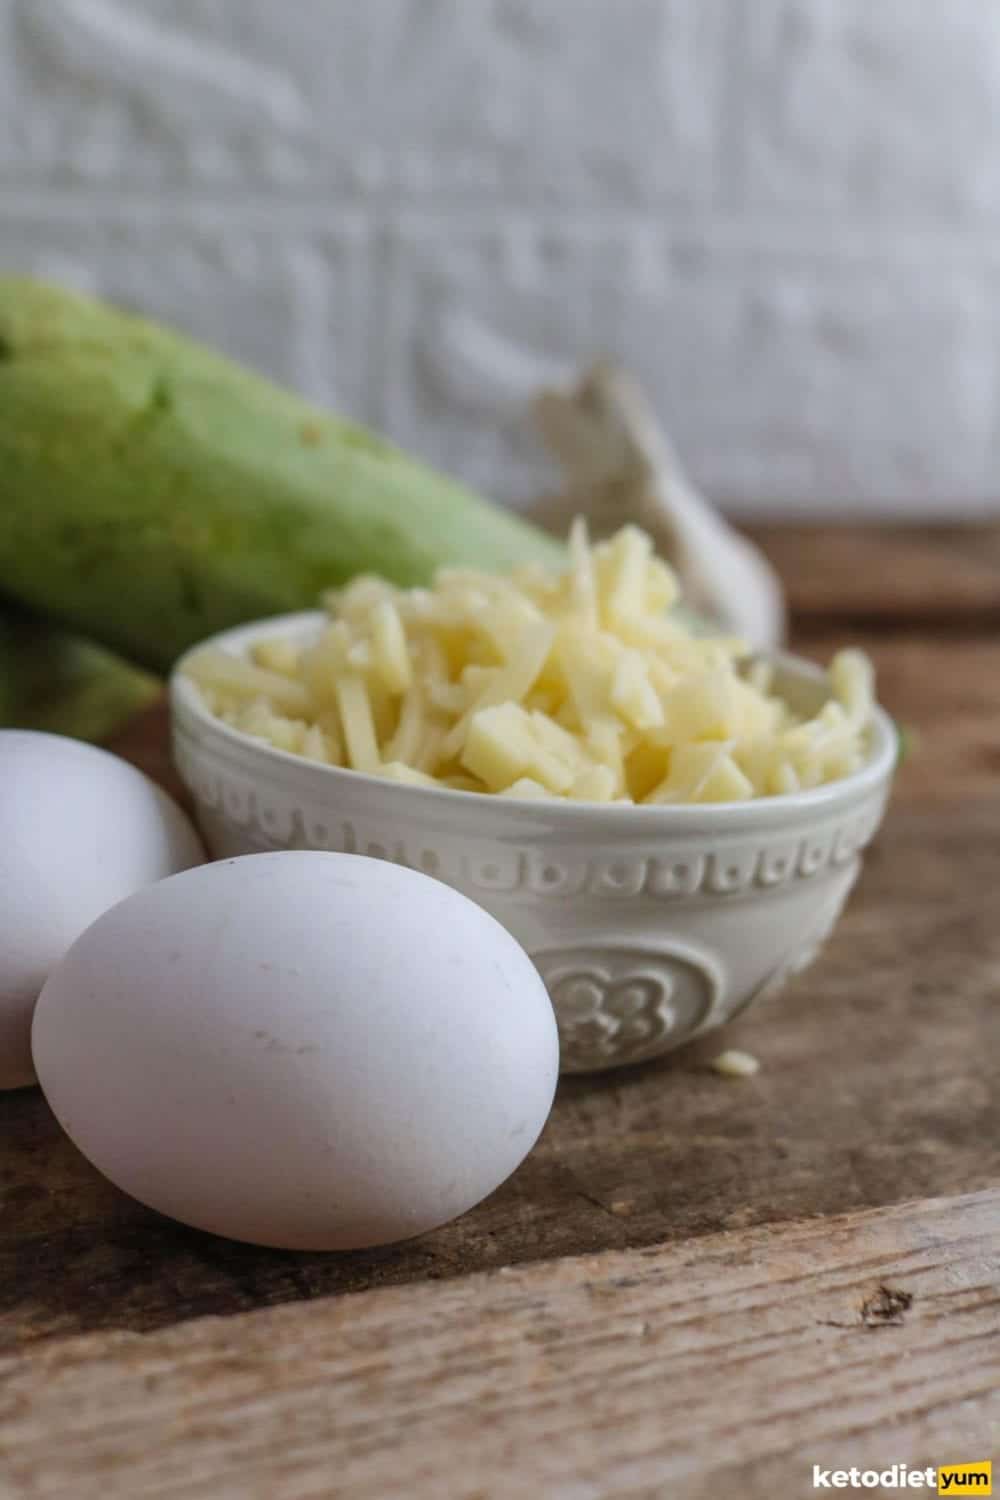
[812,1462,991,1493]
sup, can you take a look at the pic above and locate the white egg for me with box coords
[32,851,559,1250]
[0,730,203,1090]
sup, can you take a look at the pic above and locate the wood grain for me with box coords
[1,625,998,1351]
[1,1192,997,1499]
[747,522,1000,625]
[0,523,998,1499]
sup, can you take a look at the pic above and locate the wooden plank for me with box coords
[2,752,997,1351]
[2,533,998,1351]
[1,1192,997,1500]
[747,522,1000,624]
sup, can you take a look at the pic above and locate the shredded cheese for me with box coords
[186,521,875,803]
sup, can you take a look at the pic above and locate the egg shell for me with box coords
[32,851,559,1250]
[0,730,203,1090]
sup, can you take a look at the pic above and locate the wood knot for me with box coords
[860,1284,913,1327]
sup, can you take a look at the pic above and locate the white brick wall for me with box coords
[2,0,998,518]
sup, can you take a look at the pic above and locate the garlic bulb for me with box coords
[529,362,785,649]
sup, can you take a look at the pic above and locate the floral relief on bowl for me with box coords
[532,942,723,1073]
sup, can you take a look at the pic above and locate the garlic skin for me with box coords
[529,362,785,650]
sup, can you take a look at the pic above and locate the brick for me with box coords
[2,214,372,415]
[379,223,629,506]
[665,243,1000,517]
[379,224,1000,515]
[741,0,1000,225]
[0,0,725,201]
[0,0,370,188]
[371,0,726,205]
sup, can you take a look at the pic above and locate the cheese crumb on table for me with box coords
[185,521,876,805]
[709,1049,761,1079]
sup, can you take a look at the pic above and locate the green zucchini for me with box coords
[0,278,564,671]
[0,608,159,742]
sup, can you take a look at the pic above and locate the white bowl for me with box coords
[170,613,897,1074]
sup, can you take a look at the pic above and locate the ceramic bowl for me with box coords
[170,613,897,1074]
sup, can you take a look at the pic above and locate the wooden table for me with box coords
[1,526,998,1498]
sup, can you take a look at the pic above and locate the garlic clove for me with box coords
[529,361,785,649]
